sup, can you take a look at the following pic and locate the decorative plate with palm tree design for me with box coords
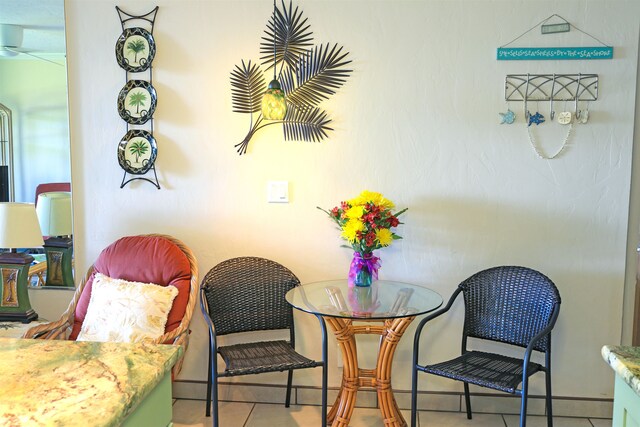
[117,129,158,175]
[117,80,157,124]
[115,27,156,72]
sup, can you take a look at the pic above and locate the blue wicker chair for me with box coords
[200,257,326,427]
[410,266,561,427]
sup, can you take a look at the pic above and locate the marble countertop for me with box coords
[602,345,640,397]
[0,338,182,427]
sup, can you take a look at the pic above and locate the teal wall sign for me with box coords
[497,47,613,60]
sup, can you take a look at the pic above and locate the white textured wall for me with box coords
[38,0,639,400]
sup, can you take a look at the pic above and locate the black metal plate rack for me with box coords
[115,6,160,189]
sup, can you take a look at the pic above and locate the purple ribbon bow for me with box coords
[348,252,381,287]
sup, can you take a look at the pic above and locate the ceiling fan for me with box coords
[0,23,62,65]
[0,24,23,57]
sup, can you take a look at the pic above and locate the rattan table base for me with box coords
[323,315,416,427]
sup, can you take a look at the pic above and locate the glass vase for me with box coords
[347,283,380,315]
[348,252,380,287]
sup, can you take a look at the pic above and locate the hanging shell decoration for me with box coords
[230,0,353,155]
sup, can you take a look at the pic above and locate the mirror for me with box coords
[0,0,73,288]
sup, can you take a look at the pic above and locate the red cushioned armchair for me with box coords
[24,234,199,376]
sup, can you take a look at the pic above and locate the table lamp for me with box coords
[0,202,43,322]
[36,191,73,287]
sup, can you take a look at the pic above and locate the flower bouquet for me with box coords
[319,190,407,287]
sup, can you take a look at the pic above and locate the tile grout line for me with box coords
[242,402,257,427]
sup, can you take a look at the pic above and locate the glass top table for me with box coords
[286,280,443,427]
[286,279,443,320]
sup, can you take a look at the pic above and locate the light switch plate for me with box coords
[267,181,289,203]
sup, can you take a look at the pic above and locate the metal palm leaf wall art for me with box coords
[230,0,353,155]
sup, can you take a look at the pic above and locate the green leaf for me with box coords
[394,208,409,217]
[126,39,146,55]
[317,206,332,215]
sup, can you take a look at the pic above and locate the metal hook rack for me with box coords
[505,73,598,121]
[505,73,598,102]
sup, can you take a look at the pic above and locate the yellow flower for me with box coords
[375,228,394,246]
[345,205,365,219]
[350,190,395,209]
[341,219,365,243]
[347,195,365,207]
[378,196,395,210]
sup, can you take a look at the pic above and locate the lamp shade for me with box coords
[0,202,44,248]
[36,192,72,237]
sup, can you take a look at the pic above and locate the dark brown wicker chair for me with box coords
[200,257,326,427]
[410,266,561,427]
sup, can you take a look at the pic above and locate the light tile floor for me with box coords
[172,399,612,427]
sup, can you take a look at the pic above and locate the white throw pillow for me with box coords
[76,273,179,343]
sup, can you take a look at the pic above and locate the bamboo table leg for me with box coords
[325,317,358,427]
[323,315,416,427]
[376,316,415,427]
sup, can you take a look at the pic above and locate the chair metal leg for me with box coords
[317,314,328,427]
[463,382,472,419]
[520,378,529,427]
[206,337,212,417]
[212,368,219,427]
[545,369,553,427]
[210,333,220,427]
[285,369,293,407]
[321,362,327,427]
[410,367,419,427]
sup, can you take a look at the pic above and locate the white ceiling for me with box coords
[0,0,65,54]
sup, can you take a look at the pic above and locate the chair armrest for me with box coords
[199,287,219,340]
[153,274,199,378]
[413,287,463,366]
[155,327,189,345]
[522,303,561,374]
[22,317,71,339]
[28,262,47,287]
[414,287,462,340]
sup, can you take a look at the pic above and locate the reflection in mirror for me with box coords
[0,0,73,288]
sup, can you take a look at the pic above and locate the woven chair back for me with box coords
[460,266,561,352]
[201,257,299,336]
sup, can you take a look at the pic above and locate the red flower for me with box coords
[365,231,376,247]
[367,203,381,215]
[389,216,399,227]
[364,212,378,225]
[330,206,340,218]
